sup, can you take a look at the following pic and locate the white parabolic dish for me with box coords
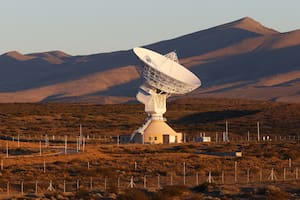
[133,47,201,94]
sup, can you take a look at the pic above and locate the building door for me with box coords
[163,135,169,144]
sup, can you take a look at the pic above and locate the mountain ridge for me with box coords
[0,17,300,103]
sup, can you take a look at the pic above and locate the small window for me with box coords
[154,137,158,141]
[149,137,152,141]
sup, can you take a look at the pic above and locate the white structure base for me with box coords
[131,119,182,144]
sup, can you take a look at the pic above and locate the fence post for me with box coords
[157,175,160,189]
[207,171,213,183]
[117,177,120,191]
[247,131,250,142]
[234,161,237,183]
[43,160,46,173]
[47,180,54,191]
[225,121,229,142]
[268,168,277,181]
[82,136,85,152]
[257,121,260,141]
[183,162,186,185]
[64,135,67,154]
[90,177,93,190]
[21,181,24,195]
[6,142,9,158]
[247,168,250,184]
[134,161,137,171]
[117,134,119,146]
[45,134,49,147]
[35,181,38,195]
[39,141,42,156]
[76,137,79,153]
[222,170,224,184]
[77,180,80,190]
[143,176,146,189]
[128,176,135,188]
[260,168,263,182]
[7,182,10,195]
[18,134,20,148]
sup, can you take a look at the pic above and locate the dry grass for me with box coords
[0,98,299,198]
[0,98,300,139]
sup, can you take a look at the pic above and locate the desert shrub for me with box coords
[286,149,300,160]
[263,151,273,158]
[187,154,200,159]
[256,185,290,200]
[44,191,59,199]
[117,188,149,200]
[211,170,220,176]
[94,167,116,177]
[75,188,91,200]
[161,185,188,196]
[107,183,118,194]
[192,182,215,193]
[279,149,300,160]
[11,167,26,174]
[154,185,189,200]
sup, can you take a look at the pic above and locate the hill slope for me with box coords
[0,17,299,103]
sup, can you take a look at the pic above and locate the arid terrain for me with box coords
[1,98,300,138]
[0,17,300,103]
[0,98,299,199]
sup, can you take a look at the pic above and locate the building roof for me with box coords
[143,120,178,135]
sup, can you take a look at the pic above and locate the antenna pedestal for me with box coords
[130,85,182,144]
[136,85,167,121]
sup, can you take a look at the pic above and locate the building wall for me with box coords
[142,132,182,144]
[132,120,183,144]
[143,132,163,144]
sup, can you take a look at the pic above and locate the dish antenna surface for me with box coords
[130,47,201,144]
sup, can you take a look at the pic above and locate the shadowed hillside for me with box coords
[0,17,300,103]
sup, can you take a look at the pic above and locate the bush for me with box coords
[192,182,215,193]
[154,185,189,200]
[75,188,91,200]
[161,185,188,196]
[256,185,290,200]
[117,188,149,200]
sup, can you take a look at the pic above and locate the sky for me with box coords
[1,0,300,56]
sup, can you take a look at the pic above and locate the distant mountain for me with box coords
[0,17,300,103]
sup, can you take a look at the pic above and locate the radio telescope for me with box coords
[130,47,201,144]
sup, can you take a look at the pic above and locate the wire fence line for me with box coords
[0,132,299,196]
[1,131,300,145]
[0,166,300,195]
[0,134,299,161]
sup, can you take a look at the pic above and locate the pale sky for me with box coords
[0,0,300,55]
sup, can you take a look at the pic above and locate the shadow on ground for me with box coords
[175,110,261,124]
